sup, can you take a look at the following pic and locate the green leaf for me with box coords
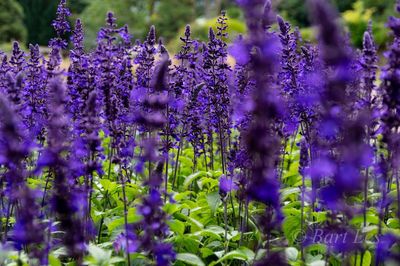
[285,247,299,261]
[281,187,300,200]
[163,202,180,215]
[99,179,117,192]
[282,215,301,245]
[362,251,372,266]
[48,254,62,266]
[388,218,400,229]
[309,261,326,266]
[87,244,112,265]
[106,208,141,233]
[183,171,208,189]
[236,247,255,260]
[109,257,125,264]
[176,253,205,266]
[206,225,225,235]
[198,177,219,189]
[174,236,201,253]
[195,229,222,240]
[200,248,214,258]
[313,211,328,223]
[206,191,221,215]
[180,156,194,170]
[212,171,223,177]
[175,212,204,230]
[212,247,255,265]
[350,214,379,226]
[168,219,185,236]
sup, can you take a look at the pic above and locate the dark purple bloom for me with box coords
[38,78,87,260]
[9,42,26,74]
[236,0,285,261]
[375,233,400,265]
[23,44,47,140]
[52,0,71,36]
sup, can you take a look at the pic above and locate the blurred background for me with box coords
[0,0,397,52]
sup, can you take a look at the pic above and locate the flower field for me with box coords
[0,0,400,265]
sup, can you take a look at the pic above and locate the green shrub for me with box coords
[168,15,246,53]
[342,1,374,48]
[81,0,148,48]
[152,0,195,42]
[0,0,26,43]
[277,0,354,28]
[18,0,58,46]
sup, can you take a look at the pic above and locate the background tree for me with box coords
[0,0,26,43]
[276,0,354,27]
[153,0,195,42]
[68,0,88,14]
[80,0,148,48]
[18,0,58,46]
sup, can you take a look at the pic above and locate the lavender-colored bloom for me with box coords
[68,19,92,122]
[306,7,374,260]
[277,16,301,136]
[298,138,309,176]
[134,58,169,130]
[52,0,71,36]
[39,78,87,260]
[71,90,104,191]
[4,72,23,111]
[130,60,175,265]
[0,96,46,262]
[236,0,285,262]
[380,4,400,169]
[48,0,71,76]
[23,44,47,140]
[219,175,238,195]
[0,55,11,93]
[9,42,26,74]
[135,26,157,90]
[13,187,46,262]
[203,16,231,173]
[114,232,139,253]
[375,233,400,265]
[173,27,206,160]
[0,96,31,199]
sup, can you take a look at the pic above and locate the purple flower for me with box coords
[219,175,238,195]
[375,233,400,265]
[39,78,87,259]
[236,0,285,261]
[9,42,25,74]
[114,232,139,253]
[52,0,71,36]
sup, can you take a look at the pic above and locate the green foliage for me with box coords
[2,129,400,265]
[364,0,396,18]
[176,253,205,266]
[277,0,354,28]
[153,0,195,42]
[168,15,246,52]
[18,0,58,46]
[280,0,390,49]
[80,0,148,48]
[342,1,374,48]
[0,0,26,43]
[364,0,396,49]
[277,0,310,27]
[68,0,89,14]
